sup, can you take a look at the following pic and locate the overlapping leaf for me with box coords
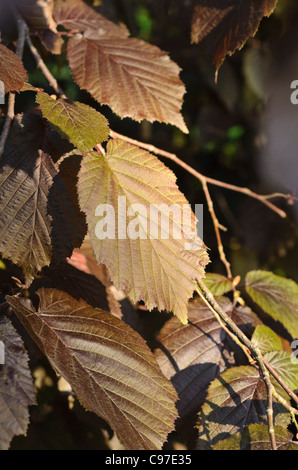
[154,296,259,442]
[54,0,188,132]
[245,270,298,338]
[264,351,298,391]
[213,424,298,450]
[196,366,289,449]
[36,92,109,153]
[191,0,278,71]
[77,139,209,323]
[0,113,86,284]
[0,316,35,450]
[7,288,178,450]
[0,44,27,92]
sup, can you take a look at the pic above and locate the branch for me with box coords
[0,14,27,158]
[109,130,290,219]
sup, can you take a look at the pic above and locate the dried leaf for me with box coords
[77,139,209,323]
[7,288,178,450]
[0,316,35,450]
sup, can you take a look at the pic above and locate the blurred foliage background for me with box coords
[1,0,298,449]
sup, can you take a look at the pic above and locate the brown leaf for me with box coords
[0,44,27,92]
[0,317,35,450]
[77,139,209,323]
[7,289,179,450]
[191,0,278,71]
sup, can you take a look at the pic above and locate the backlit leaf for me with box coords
[36,92,109,153]
[213,424,298,450]
[77,139,209,323]
[7,288,178,450]
[191,0,278,71]
[251,325,283,354]
[0,44,27,92]
[0,113,86,284]
[0,316,35,450]
[203,273,233,296]
[55,0,188,132]
[196,365,289,449]
[245,270,298,338]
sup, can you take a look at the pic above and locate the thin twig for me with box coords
[0,15,27,158]
[109,130,290,219]
[26,33,67,99]
[201,179,232,278]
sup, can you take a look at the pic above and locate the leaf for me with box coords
[196,365,290,449]
[213,424,298,450]
[203,273,233,295]
[0,44,27,92]
[36,92,109,153]
[264,351,298,391]
[77,139,209,323]
[53,0,129,39]
[0,113,86,284]
[154,296,258,444]
[0,316,35,450]
[15,0,62,54]
[245,270,298,338]
[251,325,283,354]
[7,288,179,450]
[191,0,278,71]
[55,0,188,132]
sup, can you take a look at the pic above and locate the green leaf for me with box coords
[0,316,35,450]
[245,270,298,338]
[36,92,109,153]
[203,273,233,295]
[191,0,278,71]
[0,44,27,92]
[213,424,298,450]
[0,113,86,284]
[55,0,188,132]
[264,351,298,391]
[7,288,178,450]
[251,325,283,354]
[77,139,209,323]
[196,365,290,449]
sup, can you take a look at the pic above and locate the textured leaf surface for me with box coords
[203,273,233,295]
[78,139,209,323]
[0,316,35,450]
[154,297,258,442]
[55,0,187,132]
[36,92,109,152]
[196,366,289,449]
[0,113,86,284]
[7,289,178,450]
[264,351,298,391]
[0,44,27,92]
[251,325,283,354]
[191,0,278,70]
[245,270,298,338]
[213,424,298,450]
